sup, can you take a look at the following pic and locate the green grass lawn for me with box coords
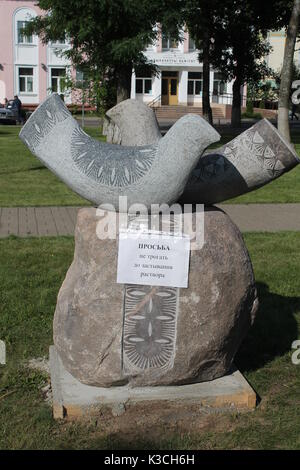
[0,233,299,449]
[0,125,300,206]
[0,126,102,207]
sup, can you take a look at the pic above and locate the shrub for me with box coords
[246,101,254,114]
[242,111,263,119]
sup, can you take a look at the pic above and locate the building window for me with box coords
[51,68,66,94]
[51,39,66,45]
[162,71,178,78]
[17,21,33,44]
[18,67,33,93]
[213,73,227,95]
[136,78,152,94]
[187,72,203,95]
[162,33,178,50]
[76,68,89,83]
[135,69,152,95]
[188,36,196,51]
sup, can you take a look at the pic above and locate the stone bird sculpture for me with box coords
[19,93,220,210]
[105,99,300,204]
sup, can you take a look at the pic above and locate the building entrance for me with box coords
[161,71,178,105]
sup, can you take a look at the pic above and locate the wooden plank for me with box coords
[35,207,58,236]
[18,207,38,237]
[0,208,19,237]
[51,207,75,236]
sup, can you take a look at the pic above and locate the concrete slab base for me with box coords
[49,346,257,419]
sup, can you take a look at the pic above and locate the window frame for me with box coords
[162,33,178,51]
[187,72,203,96]
[18,67,34,94]
[135,77,153,95]
[17,20,33,44]
[213,73,227,96]
[188,37,196,51]
[50,67,67,94]
[50,39,67,46]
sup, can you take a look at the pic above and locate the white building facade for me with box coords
[1,2,234,109]
[131,30,234,107]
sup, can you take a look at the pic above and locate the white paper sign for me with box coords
[117,230,190,288]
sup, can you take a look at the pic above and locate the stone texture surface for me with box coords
[104,100,299,204]
[102,117,122,145]
[181,118,300,204]
[105,99,161,146]
[53,206,258,387]
[19,93,220,211]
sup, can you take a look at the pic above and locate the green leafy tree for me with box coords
[183,0,225,124]
[211,0,293,127]
[182,0,293,127]
[25,0,172,105]
[278,0,300,141]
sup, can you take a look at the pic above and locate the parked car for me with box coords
[0,100,18,124]
[0,100,32,125]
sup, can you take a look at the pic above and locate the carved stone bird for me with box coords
[105,99,300,204]
[19,94,220,210]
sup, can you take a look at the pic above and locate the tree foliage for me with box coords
[26,0,174,104]
[26,0,296,125]
[183,0,293,126]
[181,0,224,123]
[278,0,300,141]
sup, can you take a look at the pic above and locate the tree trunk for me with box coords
[231,77,242,127]
[202,36,213,124]
[116,67,132,103]
[278,0,300,142]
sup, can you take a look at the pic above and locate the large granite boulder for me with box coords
[102,117,122,145]
[53,207,258,387]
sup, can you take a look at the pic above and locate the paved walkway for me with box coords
[0,204,299,237]
[0,207,79,238]
[217,203,300,232]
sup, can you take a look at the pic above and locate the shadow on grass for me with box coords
[0,129,16,135]
[236,281,300,372]
[291,132,300,145]
[28,166,46,171]
[0,166,46,175]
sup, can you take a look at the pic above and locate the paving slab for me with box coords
[50,207,75,236]
[35,207,59,236]
[218,203,300,232]
[18,207,38,237]
[50,346,257,420]
[0,206,80,237]
[0,204,299,237]
[0,207,18,237]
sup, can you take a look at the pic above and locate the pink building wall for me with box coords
[184,30,189,53]
[38,40,47,102]
[156,25,162,53]
[0,0,44,104]
[0,0,77,106]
